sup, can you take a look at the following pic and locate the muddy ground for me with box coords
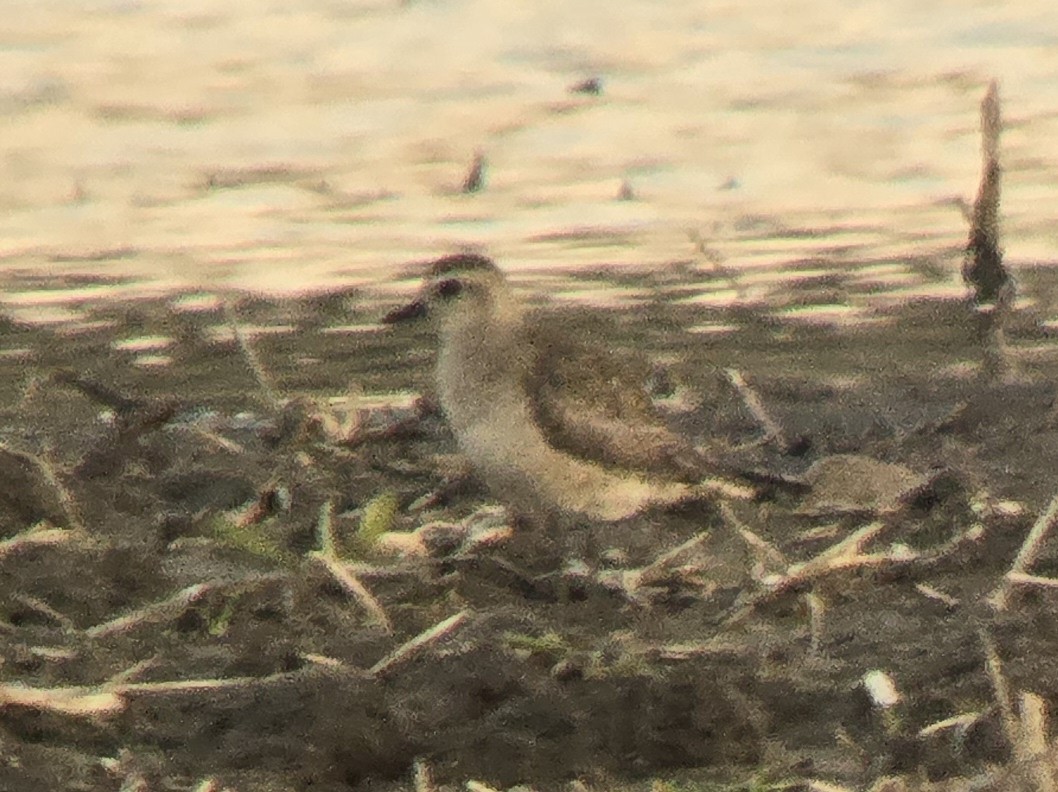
[3,264,1058,792]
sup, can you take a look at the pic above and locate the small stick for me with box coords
[782,521,887,583]
[0,683,124,717]
[226,306,282,408]
[185,425,246,455]
[724,522,886,627]
[914,583,959,607]
[103,657,159,688]
[11,594,76,631]
[86,572,288,639]
[310,552,393,633]
[413,758,435,792]
[300,653,350,670]
[1006,572,1058,589]
[723,369,787,449]
[806,591,826,654]
[720,501,787,576]
[311,500,393,633]
[86,582,213,638]
[0,523,77,559]
[919,711,985,737]
[0,670,297,719]
[34,449,86,531]
[806,781,855,792]
[370,611,468,679]
[465,782,501,792]
[991,491,1058,610]
[980,628,1018,746]
[1018,692,1057,792]
[633,529,714,589]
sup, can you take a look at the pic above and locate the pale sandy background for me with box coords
[2,0,1057,323]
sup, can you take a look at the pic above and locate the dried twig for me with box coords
[0,443,84,530]
[11,594,76,630]
[1016,692,1057,792]
[0,683,124,717]
[981,628,1018,746]
[370,611,469,678]
[991,492,1058,610]
[722,368,788,450]
[311,500,393,633]
[806,590,826,654]
[962,80,1014,382]
[413,758,435,792]
[724,521,886,628]
[85,573,287,639]
[0,670,299,719]
[310,552,393,633]
[630,529,714,590]
[0,523,78,559]
[86,582,214,639]
[226,306,282,408]
[1006,572,1058,589]
[465,781,501,792]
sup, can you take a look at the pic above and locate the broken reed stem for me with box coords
[316,499,339,558]
[104,657,160,688]
[991,491,1058,610]
[723,368,787,449]
[981,629,1019,747]
[689,229,746,299]
[0,670,305,718]
[36,450,86,531]
[1018,692,1058,792]
[465,782,502,792]
[226,307,282,408]
[0,523,78,559]
[635,528,714,588]
[185,425,246,455]
[312,500,393,633]
[86,582,214,638]
[720,501,787,574]
[85,573,288,639]
[370,610,469,679]
[12,594,77,631]
[310,552,393,633]
[806,591,826,654]
[3,610,468,721]
[0,443,86,532]
[1006,572,1058,589]
[724,521,886,628]
[413,758,435,792]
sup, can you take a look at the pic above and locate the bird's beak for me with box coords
[381,298,427,324]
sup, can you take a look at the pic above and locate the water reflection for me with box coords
[0,1,1056,326]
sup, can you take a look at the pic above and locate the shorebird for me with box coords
[382,253,755,525]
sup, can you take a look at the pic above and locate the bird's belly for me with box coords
[438,379,678,522]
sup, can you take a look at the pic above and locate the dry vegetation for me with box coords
[3,84,1058,792]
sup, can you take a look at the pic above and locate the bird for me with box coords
[382,253,760,529]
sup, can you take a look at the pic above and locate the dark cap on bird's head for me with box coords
[427,253,499,278]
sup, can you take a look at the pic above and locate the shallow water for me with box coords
[1,0,1057,327]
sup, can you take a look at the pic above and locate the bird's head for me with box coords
[382,253,514,339]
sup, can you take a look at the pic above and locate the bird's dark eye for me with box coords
[436,279,463,299]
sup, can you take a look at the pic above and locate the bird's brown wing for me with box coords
[523,322,709,482]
